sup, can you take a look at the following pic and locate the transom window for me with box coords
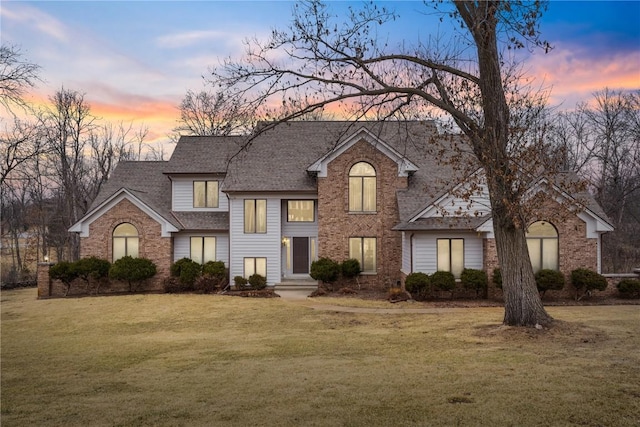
[190,237,216,264]
[349,237,377,273]
[112,223,139,261]
[349,162,376,212]
[193,181,219,208]
[244,199,267,233]
[526,221,559,272]
[437,238,464,278]
[244,257,267,278]
[287,200,314,222]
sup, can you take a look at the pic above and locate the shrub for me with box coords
[170,258,201,289]
[460,268,488,298]
[233,275,248,290]
[340,259,361,279]
[310,258,340,286]
[202,261,226,278]
[49,261,79,296]
[404,272,430,300]
[73,257,111,293]
[248,274,267,290]
[492,268,502,289]
[535,269,565,297]
[163,277,183,293]
[431,271,456,296]
[196,261,229,293]
[571,268,608,300]
[109,256,157,292]
[617,279,640,299]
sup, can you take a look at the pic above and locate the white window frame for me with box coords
[112,223,139,262]
[349,237,377,273]
[244,199,267,234]
[437,238,464,278]
[193,180,219,208]
[244,257,267,278]
[190,236,216,264]
[349,162,376,212]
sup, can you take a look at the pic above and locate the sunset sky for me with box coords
[2,1,639,150]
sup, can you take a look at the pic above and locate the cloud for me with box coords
[157,30,236,49]
[0,3,68,42]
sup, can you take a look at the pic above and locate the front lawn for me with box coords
[1,289,639,426]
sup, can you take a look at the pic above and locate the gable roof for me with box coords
[164,135,244,174]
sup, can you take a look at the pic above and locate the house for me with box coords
[68,121,613,294]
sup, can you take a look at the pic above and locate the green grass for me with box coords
[2,289,639,426]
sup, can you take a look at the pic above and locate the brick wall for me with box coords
[484,199,602,299]
[80,198,172,291]
[318,140,407,289]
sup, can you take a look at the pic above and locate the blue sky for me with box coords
[2,1,639,145]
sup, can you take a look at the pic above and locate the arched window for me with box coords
[349,162,376,212]
[113,223,139,261]
[526,221,558,272]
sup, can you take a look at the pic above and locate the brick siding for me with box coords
[318,140,407,289]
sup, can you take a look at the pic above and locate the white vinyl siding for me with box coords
[173,233,229,266]
[171,177,228,212]
[401,232,411,273]
[229,196,281,285]
[281,200,318,237]
[412,232,483,274]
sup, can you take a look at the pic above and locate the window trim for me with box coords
[193,180,219,208]
[349,237,377,274]
[436,238,464,278]
[189,236,216,265]
[526,221,559,272]
[287,200,315,222]
[348,162,377,213]
[112,223,139,262]
[244,199,267,234]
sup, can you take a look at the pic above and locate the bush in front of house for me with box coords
[404,272,430,300]
[340,258,361,279]
[248,274,267,290]
[571,268,608,300]
[616,279,640,299]
[460,268,488,298]
[195,261,229,293]
[431,271,456,296]
[535,269,565,297]
[49,261,79,296]
[233,275,248,290]
[492,268,502,289]
[310,257,340,288]
[170,258,201,290]
[109,256,157,292]
[73,257,111,293]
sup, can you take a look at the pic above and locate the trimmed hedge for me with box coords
[248,274,267,290]
[492,268,502,289]
[310,258,340,284]
[405,272,430,300]
[341,259,361,279]
[571,268,607,300]
[535,269,565,296]
[460,268,488,298]
[431,271,456,295]
[109,256,157,292]
[617,279,640,299]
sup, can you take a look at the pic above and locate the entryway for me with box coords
[292,237,309,274]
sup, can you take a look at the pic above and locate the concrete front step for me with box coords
[274,279,318,291]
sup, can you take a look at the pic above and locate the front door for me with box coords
[292,237,309,274]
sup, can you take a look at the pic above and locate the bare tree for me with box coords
[0,44,41,113]
[174,89,253,136]
[212,0,559,326]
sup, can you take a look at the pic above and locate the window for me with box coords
[193,181,218,208]
[349,162,376,212]
[113,223,139,261]
[437,238,464,278]
[244,257,267,278]
[526,221,558,272]
[349,237,377,273]
[244,199,267,233]
[287,200,314,222]
[190,237,216,264]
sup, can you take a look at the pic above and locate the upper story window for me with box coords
[287,200,314,222]
[437,238,464,278]
[193,181,219,208]
[526,221,558,272]
[244,199,267,233]
[113,223,139,261]
[349,162,376,212]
